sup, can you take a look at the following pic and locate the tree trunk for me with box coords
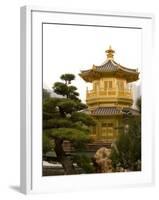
[54,138,76,175]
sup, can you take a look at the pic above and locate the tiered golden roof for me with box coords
[79,46,139,83]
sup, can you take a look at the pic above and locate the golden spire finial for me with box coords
[105,45,115,60]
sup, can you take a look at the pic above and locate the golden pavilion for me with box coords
[79,46,140,145]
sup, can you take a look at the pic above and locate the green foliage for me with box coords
[43,89,50,100]
[58,99,77,113]
[43,73,96,174]
[110,116,141,171]
[43,118,72,129]
[43,98,60,120]
[60,74,75,84]
[53,82,68,97]
[43,74,95,143]
[52,74,80,100]
[111,132,131,169]
[71,112,96,126]
[44,128,90,142]
[43,134,54,154]
[73,154,95,173]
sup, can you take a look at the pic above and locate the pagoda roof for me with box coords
[91,107,140,116]
[79,46,139,83]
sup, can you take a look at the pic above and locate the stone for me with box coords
[93,147,113,173]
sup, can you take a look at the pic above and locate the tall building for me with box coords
[79,46,140,145]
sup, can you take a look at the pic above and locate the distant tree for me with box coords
[43,88,50,100]
[43,74,95,174]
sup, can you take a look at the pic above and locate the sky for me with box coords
[43,24,142,103]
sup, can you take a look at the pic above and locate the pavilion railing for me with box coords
[86,88,132,99]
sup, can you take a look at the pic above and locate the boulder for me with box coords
[93,147,112,173]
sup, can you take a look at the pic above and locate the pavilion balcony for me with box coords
[86,88,132,100]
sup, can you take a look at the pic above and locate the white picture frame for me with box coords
[20,6,154,194]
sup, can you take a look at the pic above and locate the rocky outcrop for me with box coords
[93,147,112,173]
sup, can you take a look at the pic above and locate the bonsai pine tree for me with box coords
[43,74,95,174]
